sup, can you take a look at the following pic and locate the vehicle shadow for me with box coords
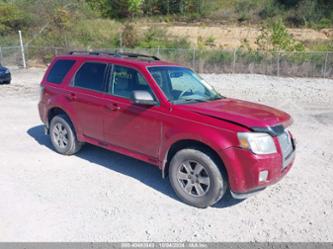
[27,125,244,209]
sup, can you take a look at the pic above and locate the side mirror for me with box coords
[132,90,158,106]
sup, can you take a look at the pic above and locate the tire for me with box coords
[5,80,11,84]
[49,114,82,155]
[169,148,227,208]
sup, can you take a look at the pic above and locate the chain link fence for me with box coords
[0,45,332,78]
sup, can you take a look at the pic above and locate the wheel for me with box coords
[169,148,227,208]
[5,80,11,84]
[49,114,82,155]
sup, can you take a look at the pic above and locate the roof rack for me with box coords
[68,51,160,61]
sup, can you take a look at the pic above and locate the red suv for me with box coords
[38,51,296,208]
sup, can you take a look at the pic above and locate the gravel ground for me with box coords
[0,68,332,242]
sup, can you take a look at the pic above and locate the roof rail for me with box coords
[119,52,160,61]
[68,51,160,61]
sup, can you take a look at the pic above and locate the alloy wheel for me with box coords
[176,160,211,197]
[52,122,69,149]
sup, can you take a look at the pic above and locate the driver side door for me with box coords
[103,64,163,158]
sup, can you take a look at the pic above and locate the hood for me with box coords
[176,98,292,129]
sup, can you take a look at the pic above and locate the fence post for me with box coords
[0,47,3,64]
[233,48,237,74]
[157,46,160,57]
[323,52,329,78]
[25,44,29,62]
[277,51,280,77]
[119,33,123,51]
[192,48,196,70]
[18,30,27,68]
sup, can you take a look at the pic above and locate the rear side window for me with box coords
[47,60,75,84]
[74,62,107,92]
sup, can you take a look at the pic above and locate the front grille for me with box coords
[278,131,294,168]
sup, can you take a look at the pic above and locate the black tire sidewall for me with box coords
[169,149,226,208]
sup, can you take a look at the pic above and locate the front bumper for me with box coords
[231,187,266,199]
[221,143,295,196]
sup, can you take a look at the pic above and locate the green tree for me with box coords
[0,3,29,34]
[256,19,304,51]
[128,0,143,16]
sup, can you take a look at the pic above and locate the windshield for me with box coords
[148,66,223,104]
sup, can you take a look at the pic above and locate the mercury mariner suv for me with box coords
[38,51,296,208]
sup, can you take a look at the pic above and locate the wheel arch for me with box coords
[162,139,228,181]
[48,107,71,126]
[47,106,81,140]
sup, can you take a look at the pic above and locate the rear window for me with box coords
[47,59,75,84]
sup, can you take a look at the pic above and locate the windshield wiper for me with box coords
[208,95,225,100]
[172,98,207,104]
[172,95,225,104]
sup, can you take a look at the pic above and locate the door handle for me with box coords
[66,93,77,101]
[105,103,120,112]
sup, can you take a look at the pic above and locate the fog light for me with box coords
[259,170,269,182]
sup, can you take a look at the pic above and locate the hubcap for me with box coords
[52,123,69,149]
[176,160,211,197]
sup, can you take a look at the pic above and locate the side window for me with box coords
[109,65,154,99]
[47,59,75,84]
[74,62,107,92]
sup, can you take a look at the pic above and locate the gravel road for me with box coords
[0,68,332,242]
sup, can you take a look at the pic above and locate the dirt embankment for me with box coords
[139,24,333,49]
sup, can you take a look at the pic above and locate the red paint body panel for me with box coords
[38,54,295,195]
[176,98,292,128]
[221,146,295,193]
[102,94,163,157]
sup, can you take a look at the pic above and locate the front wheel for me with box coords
[169,148,227,208]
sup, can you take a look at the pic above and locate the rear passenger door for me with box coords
[68,61,109,141]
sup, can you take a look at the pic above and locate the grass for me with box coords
[69,19,122,49]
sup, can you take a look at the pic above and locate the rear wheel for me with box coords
[169,148,227,208]
[50,115,82,155]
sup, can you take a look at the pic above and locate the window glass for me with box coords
[169,71,206,93]
[74,62,107,92]
[109,65,155,100]
[47,60,75,84]
[148,66,222,104]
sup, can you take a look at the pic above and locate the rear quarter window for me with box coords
[47,59,76,84]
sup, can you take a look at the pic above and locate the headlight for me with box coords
[5,69,9,74]
[237,132,277,155]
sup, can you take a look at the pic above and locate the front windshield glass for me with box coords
[148,66,223,104]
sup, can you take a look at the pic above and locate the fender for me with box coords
[46,94,83,141]
[158,119,242,177]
